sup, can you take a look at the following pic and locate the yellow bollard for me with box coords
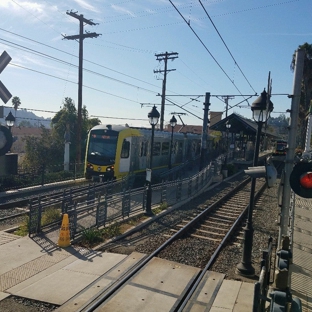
[58,213,71,247]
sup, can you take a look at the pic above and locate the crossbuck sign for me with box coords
[0,51,12,104]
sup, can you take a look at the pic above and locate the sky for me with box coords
[0,0,311,129]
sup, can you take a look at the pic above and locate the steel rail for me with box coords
[79,176,255,311]
[176,178,267,311]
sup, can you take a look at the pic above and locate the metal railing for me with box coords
[28,161,216,238]
[253,236,275,312]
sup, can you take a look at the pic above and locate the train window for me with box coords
[121,140,130,158]
[140,141,147,157]
[162,142,169,155]
[153,142,161,156]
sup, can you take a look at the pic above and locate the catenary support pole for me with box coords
[199,92,210,171]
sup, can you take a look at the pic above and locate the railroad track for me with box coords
[62,175,266,311]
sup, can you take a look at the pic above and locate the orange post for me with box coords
[58,213,71,247]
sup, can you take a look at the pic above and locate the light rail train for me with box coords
[84,124,204,180]
[272,139,287,156]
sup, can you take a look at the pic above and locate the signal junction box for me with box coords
[244,162,277,188]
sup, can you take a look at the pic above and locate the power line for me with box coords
[9,63,140,103]
[0,29,206,117]
[0,28,162,91]
[0,37,158,94]
[90,115,147,121]
[0,36,202,116]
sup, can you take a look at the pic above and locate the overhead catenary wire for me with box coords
[1,2,294,124]
[198,0,257,94]
[168,0,250,102]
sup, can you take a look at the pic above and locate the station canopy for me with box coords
[209,113,280,139]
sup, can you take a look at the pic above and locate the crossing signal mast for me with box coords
[289,100,312,198]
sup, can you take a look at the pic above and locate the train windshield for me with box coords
[87,130,118,165]
[276,142,287,151]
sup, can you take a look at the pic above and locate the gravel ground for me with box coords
[0,296,58,312]
[210,181,279,281]
[105,175,280,283]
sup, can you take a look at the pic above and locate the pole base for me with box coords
[235,262,255,277]
[145,211,154,217]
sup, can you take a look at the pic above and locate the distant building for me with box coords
[164,111,223,135]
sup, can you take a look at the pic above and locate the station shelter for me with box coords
[209,113,280,163]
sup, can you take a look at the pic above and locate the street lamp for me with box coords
[146,105,160,215]
[236,89,273,276]
[5,111,15,132]
[168,115,177,169]
[225,120,231,164]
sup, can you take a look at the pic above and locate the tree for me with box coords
[291,43,312,147]
[22,126,62,168]
[11,96,21,117]
[51,97,101,163]
[18,120,33,128]
[22,97,101,169]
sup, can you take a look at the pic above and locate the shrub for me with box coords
[41,208,61,226]
[152,202,168,214]
[14,216,29,236]
[81,227,103,246]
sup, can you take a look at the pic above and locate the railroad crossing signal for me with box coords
[0,125,13,156]
[289,161,312,198]
[0,51,12,104]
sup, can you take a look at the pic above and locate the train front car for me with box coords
[272,139,287,156]
[84,124,120,180]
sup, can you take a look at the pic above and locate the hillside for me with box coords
[0,106,51,128]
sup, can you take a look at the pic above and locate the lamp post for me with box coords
[236,89,273,276]
[225,120,231,165]
[168,115,177,169]
[146,105,160,215]
[5,111,15,132]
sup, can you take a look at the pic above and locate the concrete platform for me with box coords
[290,195,312,312]
[0,233,256,311]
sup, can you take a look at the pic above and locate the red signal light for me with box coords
[300,172,312,189]
[290,162,312,198]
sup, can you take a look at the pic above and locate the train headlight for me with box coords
[87,163,93,170]
[106,166,114,172]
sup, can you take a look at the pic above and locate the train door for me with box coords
[139,140,148,170]
[119,138,132,173]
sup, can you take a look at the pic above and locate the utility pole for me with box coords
[154,52,178,130]
[63,11,100,164]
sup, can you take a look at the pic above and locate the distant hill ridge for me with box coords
[0,106,51,128]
